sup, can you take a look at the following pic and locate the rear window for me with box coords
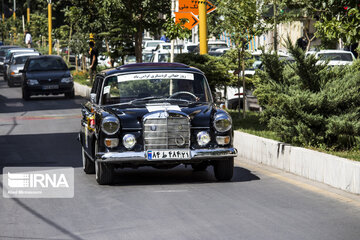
[28,58,68,71]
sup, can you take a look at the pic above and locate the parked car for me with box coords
[150,50,178,63]
[142,40,165,53]
[3,48,37,81]
[21,55,74,100]
[184,42,198,53]
[7,52,41,87]
[0,45,21,76]
[315,50,355,66]
[153,42,185,54]
[79,62,238,185]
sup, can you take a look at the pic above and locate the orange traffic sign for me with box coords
[178,0,216,15]
[175,12,199,30]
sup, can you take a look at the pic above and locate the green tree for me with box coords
[217,0,264,118]
[254,40,360,150]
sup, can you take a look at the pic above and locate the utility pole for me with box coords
[1,0,4,22]
[273,0,278,52]
[27,0,30,23]
[170,0,175,62]
[48,0,52,55]
[13,0,16,20]
[199,1,208,54]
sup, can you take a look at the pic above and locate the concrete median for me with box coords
[234,131,360,194]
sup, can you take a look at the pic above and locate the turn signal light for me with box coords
[216,136,230,145]
[104,138,119,148]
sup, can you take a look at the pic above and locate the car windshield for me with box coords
[162,45,183,50]
[28,58,68,71]
[14,56,31,65]
[102,72,212,105]
[142,53,153,63]
[146,42,163,48]
[318,53,353,61]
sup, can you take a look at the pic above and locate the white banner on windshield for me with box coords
[117,72,194,82]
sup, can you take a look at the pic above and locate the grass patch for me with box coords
[229,110,281,141]
[229,110,360,161]
[72,71,92,87]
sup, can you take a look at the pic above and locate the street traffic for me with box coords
[0,79,359,239]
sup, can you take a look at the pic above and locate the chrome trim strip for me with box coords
[96,148,237,163]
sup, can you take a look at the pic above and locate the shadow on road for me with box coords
[108,165,260,186]
[0,82,85,113]
[0,132,82,170]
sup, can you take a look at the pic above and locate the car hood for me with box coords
[26,70,71,80]
[105,103,215,129]
[10,64,25,73]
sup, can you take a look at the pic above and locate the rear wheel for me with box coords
[213,157,234,181]
[22,88,30,100]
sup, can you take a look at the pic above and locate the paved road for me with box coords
[0,79,359,240]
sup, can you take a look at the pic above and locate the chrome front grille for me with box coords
[143,114,190,150]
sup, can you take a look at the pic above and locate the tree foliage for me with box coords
[254,41,360,150]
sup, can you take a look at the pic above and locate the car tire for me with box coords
[22,88,30,100]
[8,79,14,87]
[65,90,75,99]
[213,157,234,181]
[82,147,95,174]
[95,161,114,185]
[191,162,208,171]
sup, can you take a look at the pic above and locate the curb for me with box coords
[74,82,91,99]
[234,131,360,195]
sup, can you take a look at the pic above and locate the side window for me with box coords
[90,76,104,104]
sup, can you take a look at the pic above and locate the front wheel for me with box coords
[82,147,95,174]
[213,157,234,181]
[65,90,75,99]
[95,161,114,185]
[22,88,30,100]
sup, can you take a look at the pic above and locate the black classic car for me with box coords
[79,63,237,185]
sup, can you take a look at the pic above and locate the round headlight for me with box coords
[197,131,211,147]
[213,113,232,132]
[123,134,136,149]
[101,116,120,135]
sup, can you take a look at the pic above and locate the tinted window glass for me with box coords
[28,58,68,71]
[318,53,353,61]
[14,56,30,65]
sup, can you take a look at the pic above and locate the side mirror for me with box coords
[90,93,97,104]
[19,69,25,73]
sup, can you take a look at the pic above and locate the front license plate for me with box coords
[147,150,191,160]
[43,85,59,90]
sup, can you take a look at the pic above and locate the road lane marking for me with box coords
[236,161,360,209]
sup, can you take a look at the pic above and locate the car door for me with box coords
[81,75,104,159]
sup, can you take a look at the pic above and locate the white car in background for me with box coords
[142,40,165,53]
[154,43,185,54]
[315,50,355,66]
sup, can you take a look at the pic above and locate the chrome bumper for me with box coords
[96,148,238,163]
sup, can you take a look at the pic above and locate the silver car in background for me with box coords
[7,52,40,87]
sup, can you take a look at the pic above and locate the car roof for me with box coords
[28,55,63,59]
[0,45,21,49]
[99,62,204,76]
[316,50,353,54]
[9,48,36,52]
[13,52,40,57]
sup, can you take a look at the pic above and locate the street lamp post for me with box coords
[48,0,52,55]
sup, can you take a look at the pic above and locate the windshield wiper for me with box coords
[130,96,163,105]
